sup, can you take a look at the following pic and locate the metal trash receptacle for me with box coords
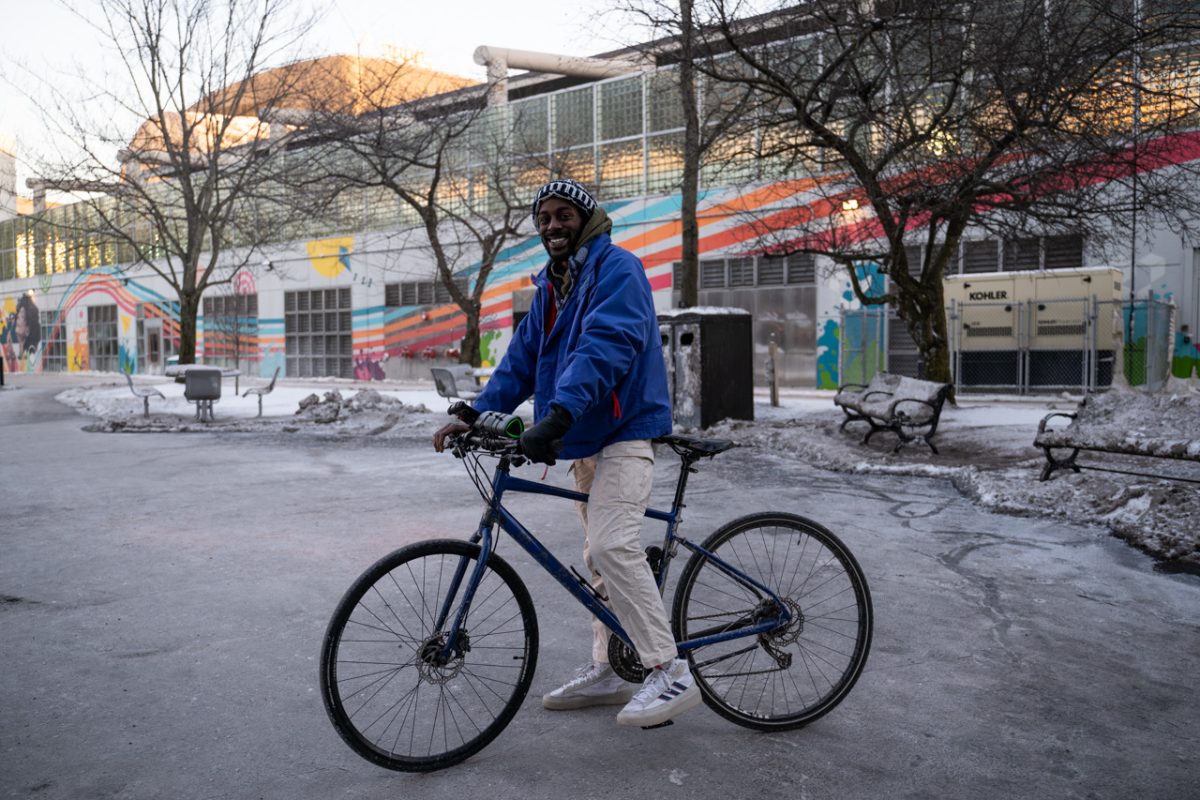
[659,308,754,429]
[184,367,222,422]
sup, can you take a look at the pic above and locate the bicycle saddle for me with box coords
[655,433,734,457]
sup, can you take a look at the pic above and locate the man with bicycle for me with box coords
[433,178,700,728]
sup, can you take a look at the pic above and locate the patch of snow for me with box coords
[56,379,1199,568]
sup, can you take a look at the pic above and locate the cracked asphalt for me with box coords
[2,374,1198,799]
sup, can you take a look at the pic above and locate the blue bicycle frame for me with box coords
[435,454,792,663]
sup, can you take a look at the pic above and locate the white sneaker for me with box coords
[616,658,701,727]
[542,663,635,710]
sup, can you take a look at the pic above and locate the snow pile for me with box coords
[705,392,1199,570]
[57,380,433,436]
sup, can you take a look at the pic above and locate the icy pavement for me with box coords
[53,372,1200,569]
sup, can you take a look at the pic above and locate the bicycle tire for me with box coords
[671,512,872,731]
[320,539,538,772]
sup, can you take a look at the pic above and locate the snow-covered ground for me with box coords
[55,373,1200,569]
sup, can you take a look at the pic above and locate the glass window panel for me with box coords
[551,146,596,186]
[646,132,684,193]
[600,77,643,140]
[599,140,644,200]
[647,68,685,132]
[511,97,549,156]
[553,87,594,150]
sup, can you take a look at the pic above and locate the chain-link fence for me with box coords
[948,297,1174,394]
[838,307,888,386]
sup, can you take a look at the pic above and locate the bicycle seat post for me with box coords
[668,451,701,519]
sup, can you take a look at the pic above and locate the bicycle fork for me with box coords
[428,514,499,666]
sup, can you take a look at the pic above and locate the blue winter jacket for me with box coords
[473,231,673,460]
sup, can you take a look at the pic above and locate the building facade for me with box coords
[3,43,1199,389]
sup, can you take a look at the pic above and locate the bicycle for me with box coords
[320,409,873,772]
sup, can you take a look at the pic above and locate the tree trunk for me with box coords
[677,0,700,309]
[460,306,482,368]
[900,279,953,388]
[177,291,200,365]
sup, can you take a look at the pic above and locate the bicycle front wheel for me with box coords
[320,539,538,772]
[672,512,872,731]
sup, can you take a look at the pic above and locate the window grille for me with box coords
[728,257,755,287]
[87,304,120,373]
[1004,238,1040,271]
[284,289,353,378]
[40,310,67,372]
[1044,234,1084,270]
[757,255,785,286]
[787,253,816,284]
[903,245,923,277]
[700,259,726,289]
[962,239,1000,273]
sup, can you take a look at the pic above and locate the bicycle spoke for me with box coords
[321,540,537,772]
[672,513,871,731]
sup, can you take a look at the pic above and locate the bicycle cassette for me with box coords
[606,634,649,683]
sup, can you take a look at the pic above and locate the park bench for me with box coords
[1034,390,1200,483]
[123,372,165,418]
[431,365,481,402]
[834,372,952,453]
[241,366,280,418]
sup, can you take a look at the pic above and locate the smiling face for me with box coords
[536,197,584,260]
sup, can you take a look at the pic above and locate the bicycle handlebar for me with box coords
[446,403,528,462]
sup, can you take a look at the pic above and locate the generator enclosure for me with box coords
[659,308,754,429]
[944,267,1122,388]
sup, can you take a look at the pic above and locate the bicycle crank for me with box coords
[607,634,649,683]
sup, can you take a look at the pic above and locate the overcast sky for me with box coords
[0,0,632,183]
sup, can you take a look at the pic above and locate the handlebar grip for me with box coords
[447,401,480,424]
[476,411,525,440]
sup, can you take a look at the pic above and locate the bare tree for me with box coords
[615,0,760,308]
[202,282,258,390]
[301,62,528,367]
[661,0,1200,382]
[26,0,316,364]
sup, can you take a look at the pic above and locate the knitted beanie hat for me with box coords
[531,179,597,222]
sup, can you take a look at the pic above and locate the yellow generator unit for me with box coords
[945,267,1122,389]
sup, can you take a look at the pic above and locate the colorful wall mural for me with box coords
[1,292,41,375]
[6,129,1200,386]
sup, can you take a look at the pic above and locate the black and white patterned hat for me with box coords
[531,179,597,222]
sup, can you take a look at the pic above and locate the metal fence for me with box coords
[947,297,1174,394]
[840,298,1175,394]
[838,307,888,386]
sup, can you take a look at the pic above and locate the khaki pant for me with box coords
[571,439,678,669]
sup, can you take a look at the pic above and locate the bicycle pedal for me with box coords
[640,720,674,730]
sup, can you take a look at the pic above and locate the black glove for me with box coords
[519,404,573,465]
[447,400,480,424]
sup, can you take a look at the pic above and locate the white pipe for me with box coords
[472,45,650,79]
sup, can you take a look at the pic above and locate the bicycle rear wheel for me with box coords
[320,539,538,772]
[671,512,872,731]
